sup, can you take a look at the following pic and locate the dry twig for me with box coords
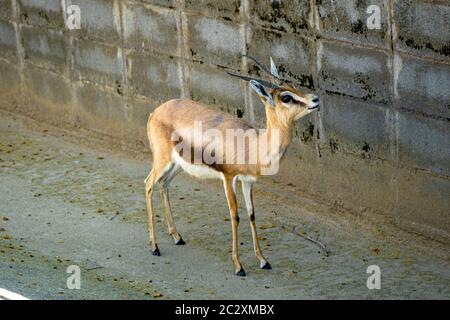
[282,225,330,257]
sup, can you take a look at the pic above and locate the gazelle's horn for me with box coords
[243,54,282,83]
[226,71,280,89]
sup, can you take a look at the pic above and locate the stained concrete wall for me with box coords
[0,0,449,243]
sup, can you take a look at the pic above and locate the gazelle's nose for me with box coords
[309,95,320,110]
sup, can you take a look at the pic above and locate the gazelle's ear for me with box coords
[270,57,280,80]
[250,80,275,107]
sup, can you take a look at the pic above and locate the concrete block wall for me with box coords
[0,0,448,242]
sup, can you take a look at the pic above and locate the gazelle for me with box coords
[144,56,320,276]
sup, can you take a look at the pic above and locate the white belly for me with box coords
[172,150,223,180]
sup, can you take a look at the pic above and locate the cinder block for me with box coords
[126,95,160,128]
[396,170,450,241]
[187,14,244,69]
[71,0,120,44]
[125,95,160,148]
[0,59,20,92]
[127,51,182,101]
[18,0,64,29]
[293,116,321,147]
[318,40,391,104]
[75,83,128,137]
[0,19,16,62]
[251,0,310,34]
[396,170,450,240]
[313,153,396,225]
[321,93,389,159]
[394,0,450,61]
[185,0,241,21]
[123,2,180,56]
[76,83,125,122]
[396,54,450,120]
[317,0,390,49]
[248,27,314,89]
[277,127,321,188]
[398,112,450,176]
[0,0,14,21]
[186,61,246,117]
[22,26,67,73]
[23,63,74,125]
[0,59,21,112]
[73,39,123,87]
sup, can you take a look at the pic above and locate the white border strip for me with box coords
[0,288,30,300]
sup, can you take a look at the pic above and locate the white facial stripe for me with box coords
[280,91,307,104]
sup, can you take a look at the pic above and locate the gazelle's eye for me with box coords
[281,95,292,103]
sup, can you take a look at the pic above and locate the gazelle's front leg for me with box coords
[223,177,245,276]
[241,180,271,269]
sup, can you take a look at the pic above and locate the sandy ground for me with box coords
[0,112,449,299]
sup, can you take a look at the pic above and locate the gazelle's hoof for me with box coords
[152,248,161,256]
[175,237,186,245]
[235,268,246,277]
[261,261,272,270]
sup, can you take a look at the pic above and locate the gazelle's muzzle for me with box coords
[308,95,320,110]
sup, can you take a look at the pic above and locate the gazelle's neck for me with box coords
[264,105,294,149]
[257,105,295,170]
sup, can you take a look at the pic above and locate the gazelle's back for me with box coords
[148,99,253,136]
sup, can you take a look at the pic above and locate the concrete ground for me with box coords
[0,112,449,299]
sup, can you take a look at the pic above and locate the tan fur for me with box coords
[144,85,319,275]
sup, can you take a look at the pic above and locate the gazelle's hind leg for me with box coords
[158,164,185,245]
[241,180,271,270]
[145,159,172,256]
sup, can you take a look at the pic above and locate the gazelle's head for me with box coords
[252,81,320,124]
[228,56,320,124]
